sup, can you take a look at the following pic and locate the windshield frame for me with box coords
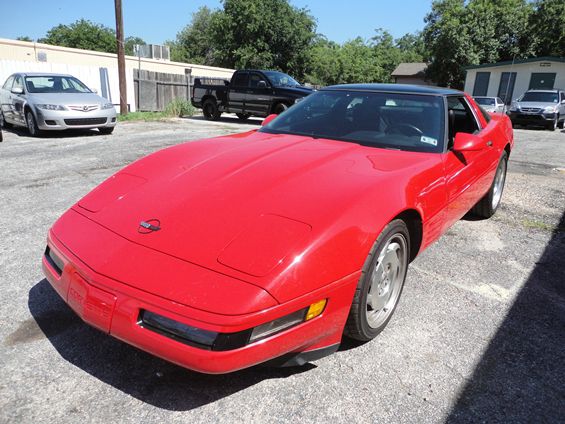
[260,88,446,153]
[24,75,92,94]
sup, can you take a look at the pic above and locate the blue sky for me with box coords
[0,0,433,45]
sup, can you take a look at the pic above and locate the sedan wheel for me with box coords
[26,111,41,137]
[345,219,410,341]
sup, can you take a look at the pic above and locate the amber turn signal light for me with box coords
[305,299,327,321]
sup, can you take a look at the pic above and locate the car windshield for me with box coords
[520,92,558,103]
[24,75,92,94]
[260,90,445,153]
[475,97,495,106]
[263,71,300,87]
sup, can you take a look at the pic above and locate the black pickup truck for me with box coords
[191,69,313,120]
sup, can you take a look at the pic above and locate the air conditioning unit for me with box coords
[133,44,170,61]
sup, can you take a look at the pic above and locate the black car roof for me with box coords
[322,83,462,96]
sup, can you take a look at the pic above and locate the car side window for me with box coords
[447,96,480,147]
[232,72,249,88]
[249,73,264,88]
[2,75,15,90]
[12,75,24,92]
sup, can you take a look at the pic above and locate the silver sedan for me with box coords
[0,72,117,136]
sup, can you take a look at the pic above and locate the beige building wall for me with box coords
[0,38,235,112]
[464,59,565,101]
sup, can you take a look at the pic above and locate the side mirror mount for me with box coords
[453,132,486,152]
[11,87,23,95]
[257,81,267,89]
[262,114,277,127]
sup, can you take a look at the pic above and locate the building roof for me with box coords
[391,63,428,77]
[465,56,565,70]
[323,83,460,96]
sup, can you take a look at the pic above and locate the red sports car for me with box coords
[42,84,513,374]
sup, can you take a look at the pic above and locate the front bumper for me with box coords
[36,108,117,130]
[509,111,556,126]
[42,228,357,374]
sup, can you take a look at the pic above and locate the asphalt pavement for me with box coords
[1,116,564,423]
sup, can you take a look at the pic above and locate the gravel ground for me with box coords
[1,117,564,424]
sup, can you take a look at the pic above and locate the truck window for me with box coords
[232,72,249,87]
[249,73,264,88]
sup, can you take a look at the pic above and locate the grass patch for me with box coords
[521,219,554,232]
[118,98,196,122]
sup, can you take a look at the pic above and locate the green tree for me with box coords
[423,0,533,88]
[209,0,316,78]
[16,36,33,42]
[39,19,117,53]
[168,6,217,64]
[528,0,565,57]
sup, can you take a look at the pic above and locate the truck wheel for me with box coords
[203,99,221,121]
[273,103,288,115]
[236,113,251,121]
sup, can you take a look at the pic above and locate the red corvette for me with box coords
[42,84,513,373]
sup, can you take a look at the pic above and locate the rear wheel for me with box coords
[273,102,288,115]
[345,219,410,341]
[203,99,221,121]
[236,113,251,121]
[98,127,114,135]
[472,151,508,218]
[26,110,41,137]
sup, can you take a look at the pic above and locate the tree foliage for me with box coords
[528,0,565,57]
[167,6,216,64]
[38,19,144,56]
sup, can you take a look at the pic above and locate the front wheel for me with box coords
[273,103,288,115]
[26,110,41,137]
[472,151,508,218]
[345,219,410,341]
[547,116,558,131]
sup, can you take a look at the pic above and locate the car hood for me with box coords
[27,92,109,105]
[74,130,436,292]
[516,101,556,108]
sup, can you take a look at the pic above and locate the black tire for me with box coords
[273,102,288,115]
[26,110,41,137]
[203,99,221,121]
[236,113,251,121]
[472,151,508,218]
[0,111,11,128]
[98,127,114,135]
[547,116,558,131]
[557,115,563,129]
[344,219,410,341]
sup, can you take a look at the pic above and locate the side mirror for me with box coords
[257,81,267,89]
[92,88,98,94]
[453,132,486,152]
[262,114,277,127]
[11,87,23,95]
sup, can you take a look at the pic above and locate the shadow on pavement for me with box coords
[2,126,101,138]
[188,115,263,126]
[28,279,314,411]
[447,211,565,422]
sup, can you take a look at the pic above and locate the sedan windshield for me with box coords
[475,97,495,106]
[260,90,445,152]
[521,92,558,103]
[24,75,92,94]
[263,71,300,87]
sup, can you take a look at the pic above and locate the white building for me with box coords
[464,57,565,104]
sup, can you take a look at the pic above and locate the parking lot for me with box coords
[1,117,564,423]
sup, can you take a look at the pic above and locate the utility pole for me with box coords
[115,0,128,115]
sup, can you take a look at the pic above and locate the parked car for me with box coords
[474,96,506,114]
[508,89,565,131]
[191,69,313,121]
[0,73,117,136]
[43,84,513,374]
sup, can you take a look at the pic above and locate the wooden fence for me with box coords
[133,69,194,112]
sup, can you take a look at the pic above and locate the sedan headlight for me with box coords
[101,103,115,110]
[544,105,557,113]
[36,104,67,111]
